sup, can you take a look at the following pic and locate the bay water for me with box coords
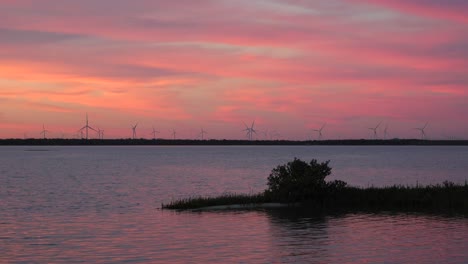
[1,146,467,263]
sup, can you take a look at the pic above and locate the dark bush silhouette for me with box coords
[265,158,343,202]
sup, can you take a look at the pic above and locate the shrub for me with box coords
[265,158,335,202]
[327,180,348,191]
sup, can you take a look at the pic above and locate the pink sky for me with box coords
[1,0,467,140]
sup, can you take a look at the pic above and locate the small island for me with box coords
[162,158,468,212]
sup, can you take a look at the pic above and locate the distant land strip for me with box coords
[1,139,468,146]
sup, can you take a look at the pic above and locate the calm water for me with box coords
[1,146,467,263]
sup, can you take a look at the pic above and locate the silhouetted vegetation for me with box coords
[1,138,468,146]
[265,158,346,202]
[163,158,468,212]
[162,193,269,209]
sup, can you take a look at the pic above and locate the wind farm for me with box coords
[2,114,466,145]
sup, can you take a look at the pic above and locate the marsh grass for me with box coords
[162,193,269,210]
[162,183,468,211]
[305,182,468,212]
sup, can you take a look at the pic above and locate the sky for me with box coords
[1,0,467,140]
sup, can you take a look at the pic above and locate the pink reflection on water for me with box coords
[2,208,468,263]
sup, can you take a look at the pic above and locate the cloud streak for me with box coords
[0,0,467,139]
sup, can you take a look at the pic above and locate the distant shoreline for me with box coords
[1,138,468,146]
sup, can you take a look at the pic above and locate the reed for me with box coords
[320,182,468,211]
[162,193,269,210]
[162,183,468,211]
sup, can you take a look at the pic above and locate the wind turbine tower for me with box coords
[40,124,49,139]
[414,122,428,140]
[132,123,138,139]
[171,129,177,140]
[368,122,381,139]
[313,123,326,140]
[79,113,97,140]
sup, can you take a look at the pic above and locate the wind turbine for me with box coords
[79,113,97,140]
[384,124,389,140]
[96,128,104,140]
[414,122,428,140]
[313,123,326,140]
[243,120,257,140]
[199,128,208,140]
[131,123,138,139]
[40,124,49,139]
[368,122,381,139]
[150,127,160,140]
[171,129,177,140]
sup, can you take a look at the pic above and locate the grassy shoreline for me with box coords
[162,183,468,211]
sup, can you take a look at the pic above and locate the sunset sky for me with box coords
[1,0,467,140]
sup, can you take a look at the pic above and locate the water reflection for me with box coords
[265,208,334,263]
[260,208,468,263]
